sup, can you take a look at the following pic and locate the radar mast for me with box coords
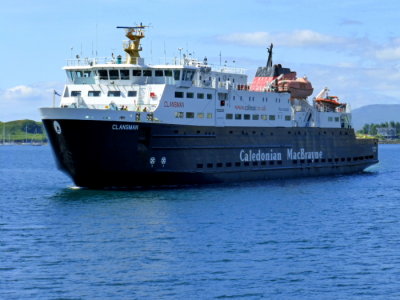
[117,24,148,64]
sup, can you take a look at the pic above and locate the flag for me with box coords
[54,90,61,96]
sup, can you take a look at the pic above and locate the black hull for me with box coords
[42,119,379,188]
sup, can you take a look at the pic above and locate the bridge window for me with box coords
[143,70,152,77]
[120,70,129,80]
[127,91,137,97]
[164,70,173,77]
[132,70,142,76]
[98,70,108,80]
[83,71,92,78]
[109,70,119,80]
[155,70,163,77]
[182,69,195,81]
[88,91,100,97]
[174,70,180,80]
[71,91,81,97]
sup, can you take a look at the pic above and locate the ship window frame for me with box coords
[235,114,242,120]
[164,70,173,77]
[143,70,152,77]
[107,91,121,97]
[83,71,92,78]
[207,113,213,119]
[127,91,137,97]
[207,94,213,100]
[186,112,195,118]
[98,70,108,80]
[71,91,81,97]
[109,70,119,80]
[261,115,267,120]
[285,115,291,121]
[174,70,181,80]
[186,92,194,98]
[155,70,163,77]
[226,113,233,120]
[182,69,195,81]
[132,69,142,76]
[175,91,184,98]
[197,93,205,99]
[175,112,184,118]
[269,115,276,121]
[244,114,251,120]
[252,114,259,120]
[88,91,101,97]
[120,69,130,80]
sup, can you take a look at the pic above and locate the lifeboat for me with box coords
[276,77,313,99]
[314,88,347,112]
[315,95,342,107]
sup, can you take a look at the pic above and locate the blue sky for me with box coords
[1,0,400,121]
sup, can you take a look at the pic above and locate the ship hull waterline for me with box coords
[42,117,379,189]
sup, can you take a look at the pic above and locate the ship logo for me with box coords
[53,121,62,134]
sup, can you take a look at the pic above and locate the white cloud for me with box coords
[375,46,400,60]
[0,83,63,121]
[218,30,346,47]
[3,85,44,100]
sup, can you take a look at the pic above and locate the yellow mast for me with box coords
[117,25,147,64]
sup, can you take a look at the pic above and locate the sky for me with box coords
[1,0,400,121]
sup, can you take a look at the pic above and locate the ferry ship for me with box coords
[40,25,378,188]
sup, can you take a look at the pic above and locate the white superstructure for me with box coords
[56,25,351,130]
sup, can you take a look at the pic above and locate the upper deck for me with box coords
[63,55,248,89]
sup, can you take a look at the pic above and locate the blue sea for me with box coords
[1,144,399,299]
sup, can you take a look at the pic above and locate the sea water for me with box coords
[1,145,399,299]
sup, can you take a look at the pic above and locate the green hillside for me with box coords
[0,120,47,143]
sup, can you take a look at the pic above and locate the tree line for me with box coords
[0,119,47,142]
[358,121,400,136]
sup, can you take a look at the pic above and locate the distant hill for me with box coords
[352,104,400,130]
[0,119,46,142]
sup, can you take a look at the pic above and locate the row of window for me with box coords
[196,155,374,169]
[226,113,291,121]
[175,91,213,99]
[70,69,195,81]
[175,112,213,119]
[70,90,137,97]
[328,117,340,122]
